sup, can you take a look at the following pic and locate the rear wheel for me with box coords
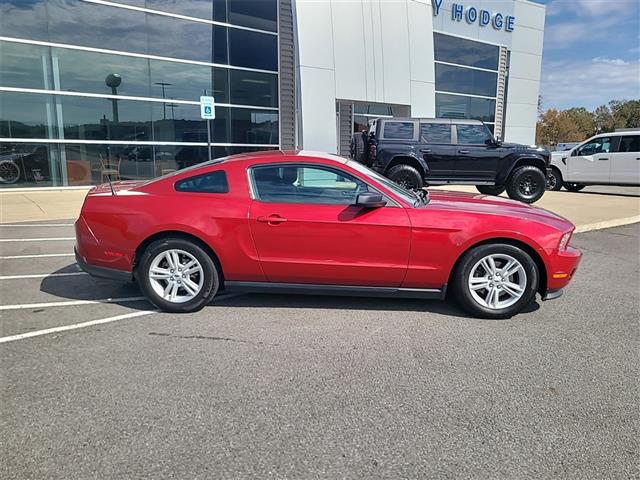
[546,168,563,191]
[476,185,506,196]
[452,243,539,319]
[506,165,546,203]
[387,164,423,190]
[137,238,219,313]
[563,182,585,192]
[0,160,20,184]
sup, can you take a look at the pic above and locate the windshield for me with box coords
[345,159,423,206]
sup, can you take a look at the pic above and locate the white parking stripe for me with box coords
[0,296,148,311]
[0,224,74,227]
[0,272,86,280]
[0,310,156,344]
[0,253,75,259]
[0,237,75,242]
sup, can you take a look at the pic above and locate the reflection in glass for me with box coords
[434,33,500,70]
[230,109,278,144]
[0,92,54,139]
[0,0,49,42]
[229,29,278,71]
[228,0,278,32]
[152,104,230,144]
[230,70,278,107]
[0,42,49,90]
[436,64,497,98]
[0,143,53,187]
[436,93,496,122]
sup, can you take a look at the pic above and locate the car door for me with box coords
[419,122,457,181]
[453,123,500,182]
[567,136,612,183]
[610,135,640,185]
[248,163,411,286]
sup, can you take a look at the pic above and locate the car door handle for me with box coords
[257,215,288,224]
[420,148,431,153]
[598,157,609,161]
[458,150,470,154]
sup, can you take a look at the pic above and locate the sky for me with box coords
[534,0,640,112]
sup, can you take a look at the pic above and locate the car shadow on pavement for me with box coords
[41,265,540,319]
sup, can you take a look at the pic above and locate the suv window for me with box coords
[252,165,369,204]
[383,121,414,140]
[456,124,492,145]
[175,170,228,193]
[616,135,640,153]
[577,137,611,155]
[420,123,451,144]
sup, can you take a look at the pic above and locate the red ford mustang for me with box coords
[75,151,581,319]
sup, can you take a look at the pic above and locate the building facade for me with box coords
[0,0,545,188]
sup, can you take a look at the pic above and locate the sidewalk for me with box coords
[1,185,639,230]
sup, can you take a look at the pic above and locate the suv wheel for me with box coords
[506,165,546,203]
[387,164,423,190]
[563,182,585,192]
[137,237,219,313]
[452,243,539,319]
[476,185,506,196]
[546,168,563,191]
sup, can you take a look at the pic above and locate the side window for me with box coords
[420,123,451,144]
[175,170,228,193]
[456,124,493,145]
[383,121,414,140]
[616,135,640,153]
[577,137,612,155]
[252,165,369,204]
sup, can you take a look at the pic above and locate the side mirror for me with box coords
[355,192,387,208]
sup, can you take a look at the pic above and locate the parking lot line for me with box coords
[0,237,75,242]
[0,253,75,259]
[0,296,148,311]
[0,224,75,227]
[0,310,157,344]
[0,272,86,280]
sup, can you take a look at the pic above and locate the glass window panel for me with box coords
[229,70,278,107]
[0,91,54,139]
[229,29,277,71]
[149,62,229,103]
[212,145,277,158]
[0,143,54,187]
[175,170,229,193]
[353,115,369,134]
[436,64,497,98]
[616,136,640,153]
[60,96,152,141]
[230,109,278,144]
[577,137,612,155]
[456,124,493,145]
[420,123,451,144]
[434,33,499,70]
[436,93,496,122]
[0,42,49,90]
[228,0,277,32]
[152,104,229,143]
[383,121,414,140]
[0,0,49,42]
[55,48,151,98]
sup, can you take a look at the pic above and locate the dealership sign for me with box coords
[432,0,515,32]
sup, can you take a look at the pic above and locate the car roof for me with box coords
[378,117,484,125]
[593,130,640,137]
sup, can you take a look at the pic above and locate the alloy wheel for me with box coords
[518,174,539,197]
[0,160,20,184]
[148,249,204,303]
[467,253,527,309]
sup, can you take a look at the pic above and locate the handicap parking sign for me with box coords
[200,96,215,120]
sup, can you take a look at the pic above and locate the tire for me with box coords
[563,182,585,192]
[0,160,20,184]
[452,243,539,319]
[350,132,367,163]
[506,165,546,203]
[137,237,219,313]
[546,167,563,191]
[476,185,506,196]
[387,164,423,190]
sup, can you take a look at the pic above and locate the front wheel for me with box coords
[452,243,539,319]
[546,168,563,191]
[563,182,585,192]
[0,160,20,184]
[387,164,424,190]
[506,165,546,203]
[137,238,219,313]
[476,185,506,196]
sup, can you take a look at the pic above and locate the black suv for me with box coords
[350,118,551,203]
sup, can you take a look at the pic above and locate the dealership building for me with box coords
[0,0,545,188]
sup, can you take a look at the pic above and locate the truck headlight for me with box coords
[559,232,572,251]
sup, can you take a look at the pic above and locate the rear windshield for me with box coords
[383,122,414,140]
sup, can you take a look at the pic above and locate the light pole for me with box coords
[105,73,122,123]
[154,82,172,120]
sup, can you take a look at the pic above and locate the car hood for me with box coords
[426,189,573,231]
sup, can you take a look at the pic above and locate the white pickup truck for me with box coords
[548,131,640,191]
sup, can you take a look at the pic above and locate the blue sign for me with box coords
[432,0,515,32]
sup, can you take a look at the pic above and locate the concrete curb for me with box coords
[574,216,640,234]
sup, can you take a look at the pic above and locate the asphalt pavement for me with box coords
[0,221,638,479]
